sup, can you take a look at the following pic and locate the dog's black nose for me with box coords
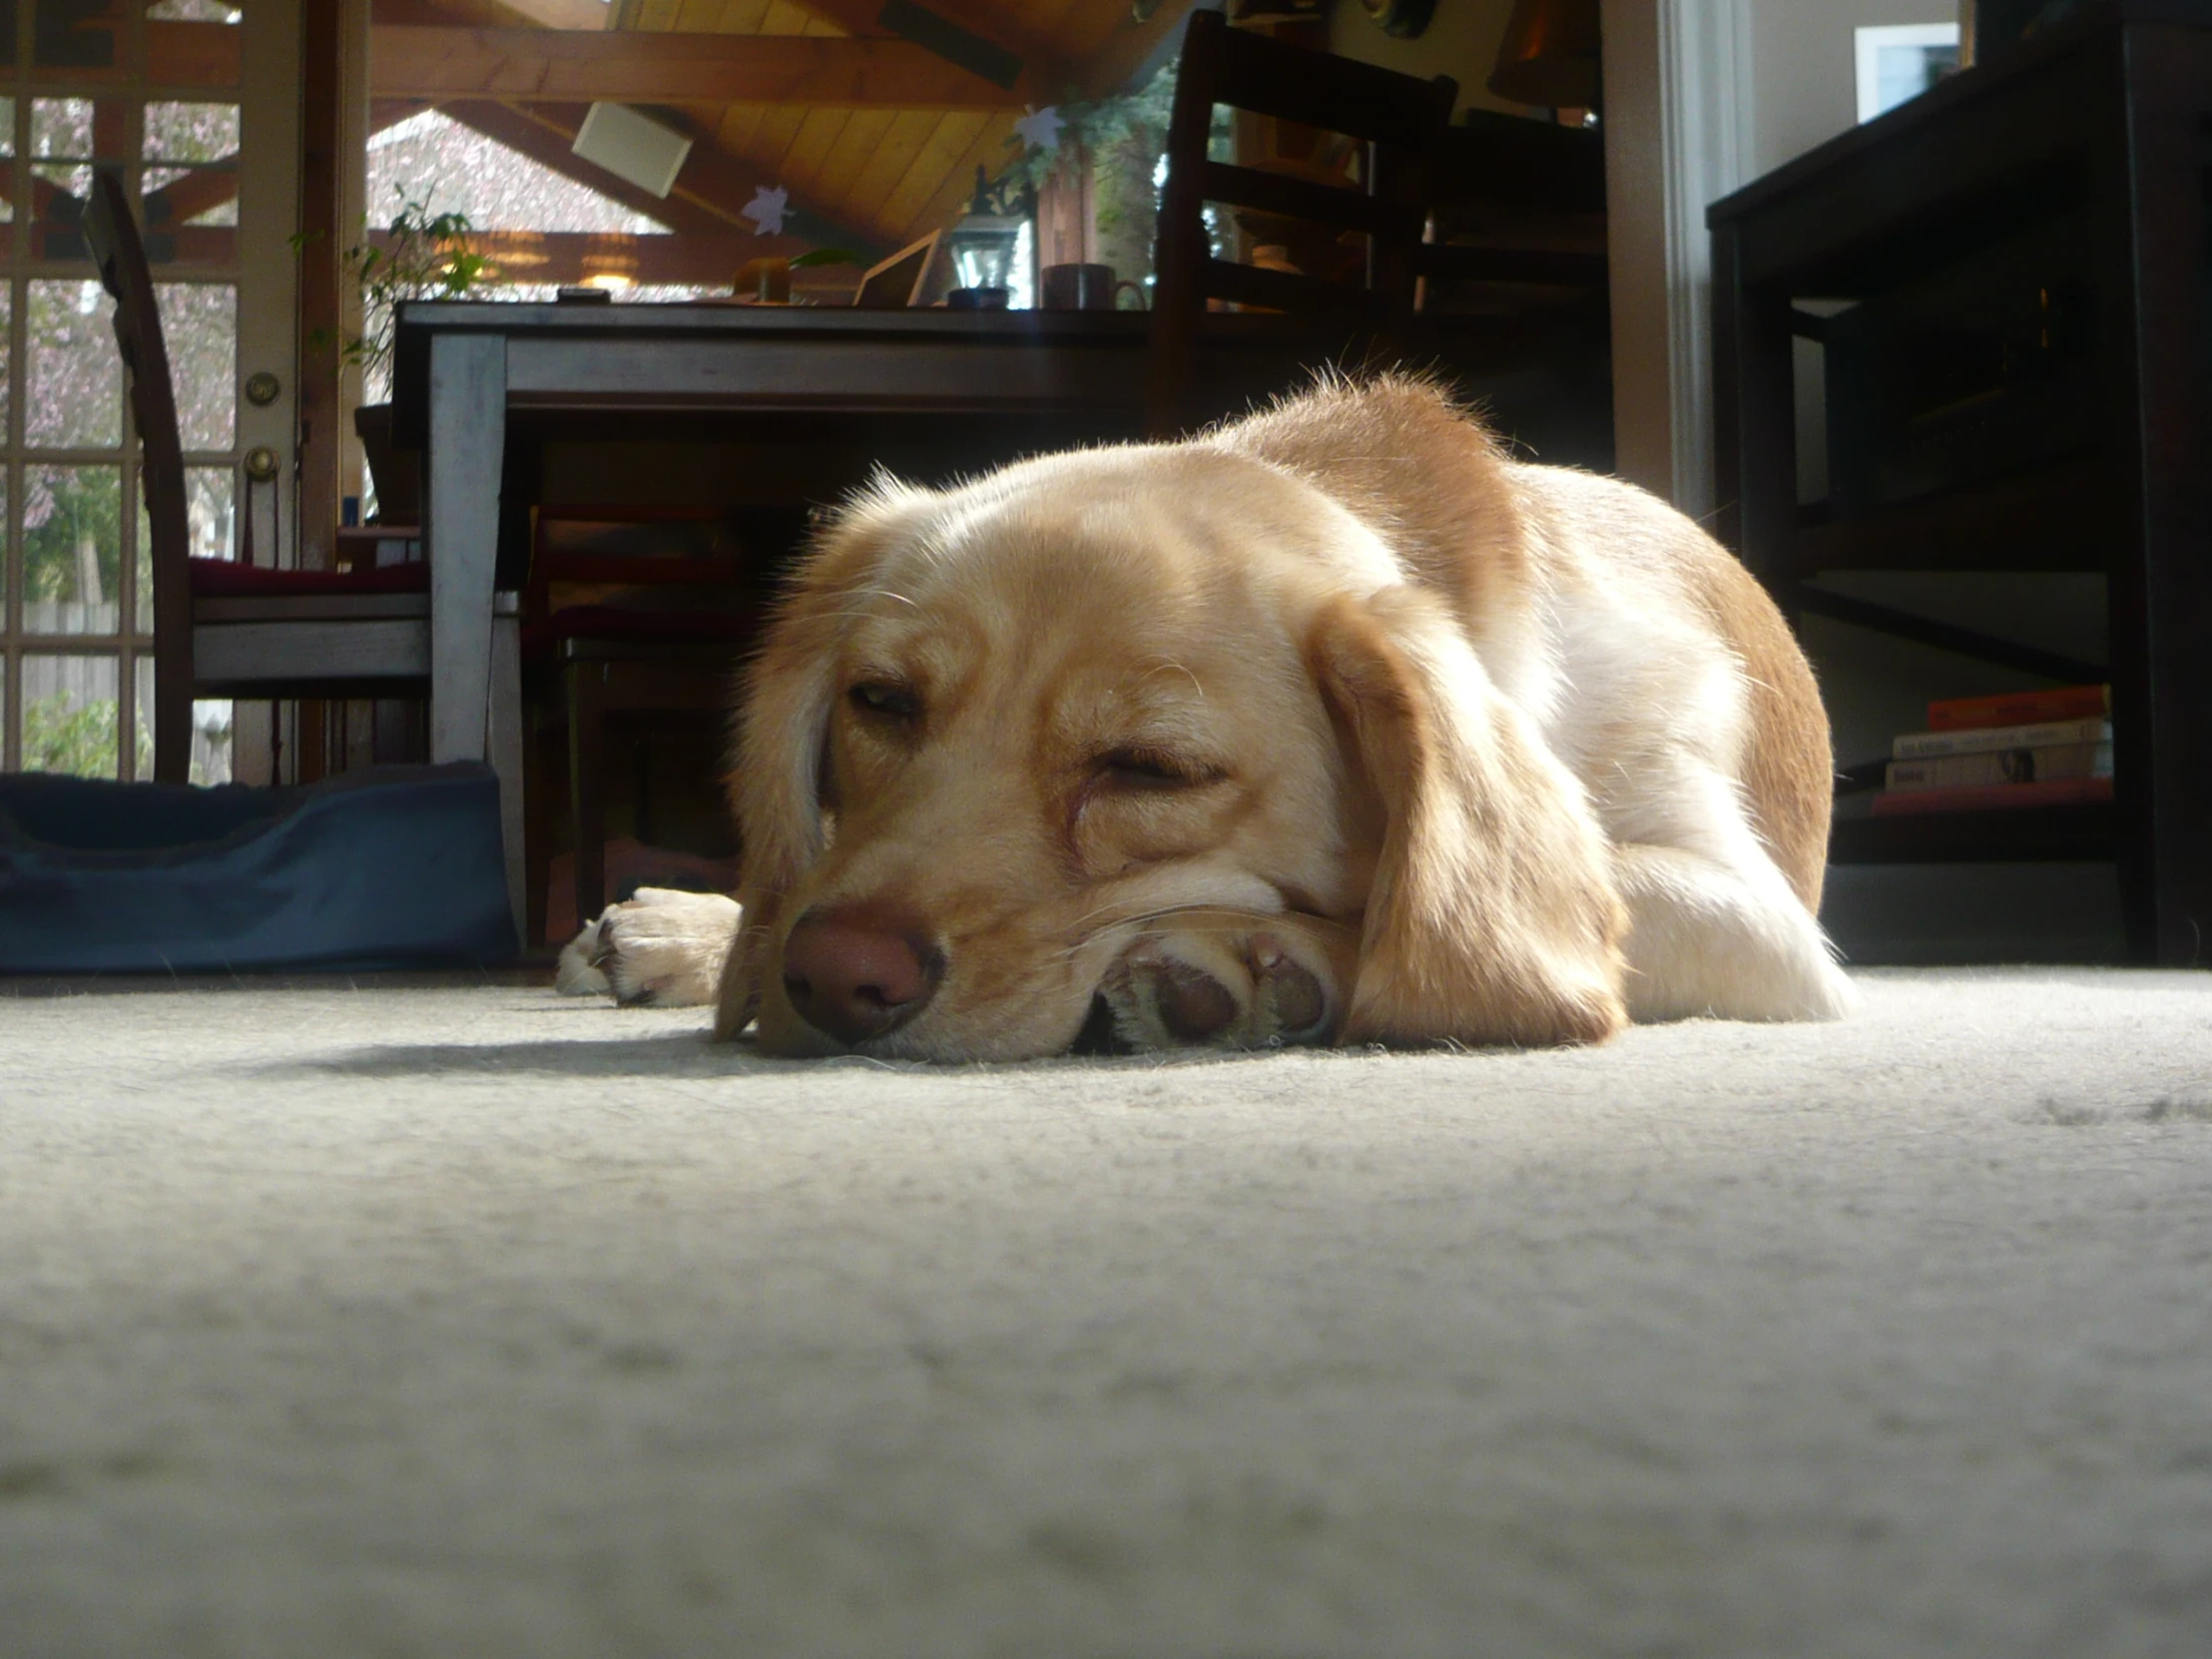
[781,907,942,1044]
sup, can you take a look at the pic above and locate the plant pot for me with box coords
[352,401,422,525]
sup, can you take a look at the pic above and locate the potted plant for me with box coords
[317,190,485,523]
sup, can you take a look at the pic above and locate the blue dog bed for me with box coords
[0,763,517,972]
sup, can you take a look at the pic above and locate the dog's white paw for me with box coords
[560,886,742,1008]
[1100,909,1360,1051]
[556,916,613,996]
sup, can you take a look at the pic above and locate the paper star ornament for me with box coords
[741,185,790,237]
[1013,105,1065,154]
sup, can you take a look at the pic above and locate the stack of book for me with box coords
[1870,684,2113,818]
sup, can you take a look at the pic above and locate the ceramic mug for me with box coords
[1042,263,1134,310]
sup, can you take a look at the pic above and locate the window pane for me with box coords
[0,99,13,236]
[157,282,235,449]
[24,466,124,635]
[28,100,126,257]
[0,285,14,445]
[22,653,129,779]
[131,628,232,788]
[30,162,89,258]
[147,1,242,23]
[369,109,669,235]
[145,102,239,164]
[143,167,239,265]
[28,279,122,449]
[143,105,241,264]
[133,463,233,632]
[145,164,237,225]
[31,98,95,159]
[135,493,150,632]
[186,463,233,558]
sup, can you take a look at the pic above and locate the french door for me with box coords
[0,0,297,783]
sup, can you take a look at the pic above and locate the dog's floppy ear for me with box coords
[712,480,924,1041]
[1309,585,1628,1047]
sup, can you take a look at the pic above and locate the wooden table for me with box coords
[383,304,1367,931]
[388,304,1358,767]
[388,300,1605,935]
[388,300,1603,757]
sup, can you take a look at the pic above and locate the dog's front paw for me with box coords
[559,886,742,1008]
[1100,909,1360,1051]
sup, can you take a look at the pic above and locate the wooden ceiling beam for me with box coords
[439,99,717,235]
[1073,0,1200,99]
[788,0,1069,94]
[370,97,432,131]
[369,25,1036,109]
[143,167,240,227]
[450,99,886,258]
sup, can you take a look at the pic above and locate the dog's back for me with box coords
[1214,376,1833,915]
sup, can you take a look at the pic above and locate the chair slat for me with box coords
[1194,160,1423,242]
[193,619,431,685]
[1147,10,1457,435]
[194,594,434,624]
[1201,258,1377,319]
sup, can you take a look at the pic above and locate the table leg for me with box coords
[426,332,506,765]
[489,610,526,946]
[568,656,608,928]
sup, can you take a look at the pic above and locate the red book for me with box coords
[1869,776,2114,817]
[1926,684,2109,732]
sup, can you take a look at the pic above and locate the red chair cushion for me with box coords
[187,557,430,597]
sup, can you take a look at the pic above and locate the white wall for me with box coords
[1750,0,1958,175]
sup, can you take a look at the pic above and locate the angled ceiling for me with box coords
[367,0,1197,262]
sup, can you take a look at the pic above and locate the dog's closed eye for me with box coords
[1092,747,1228,793]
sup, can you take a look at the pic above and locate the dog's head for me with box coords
[716,432,1623,1060]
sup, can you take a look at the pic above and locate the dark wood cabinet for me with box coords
[1708,1,2212,965]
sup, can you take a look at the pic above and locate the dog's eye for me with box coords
[1094,748,1221,791]
[848,680,920,720]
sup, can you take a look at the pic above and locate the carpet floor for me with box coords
[3,968,2210,1658]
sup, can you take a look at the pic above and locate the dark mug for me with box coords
[946,285,1009,310]
[1041,263,1120,310]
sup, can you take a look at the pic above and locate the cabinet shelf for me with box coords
[1829,801,2116,864]
[1788,453,2107,577]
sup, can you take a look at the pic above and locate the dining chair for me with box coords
[1146,8,1458,435]
[85,169,527,932]
[519,505,760,943]
[1415,110,1608,320]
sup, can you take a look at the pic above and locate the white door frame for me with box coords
[1601,0,1756,522]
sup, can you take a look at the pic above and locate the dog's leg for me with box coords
[1101,909,1362,1051]
[560,887,743,1008]
[1612,844,1856,1022]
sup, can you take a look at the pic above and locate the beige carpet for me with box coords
[4,968,2210,1658]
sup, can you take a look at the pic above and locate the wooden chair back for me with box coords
[1148,9,1457,433]
[85,168,195,783]
[1415,111,1608,316]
